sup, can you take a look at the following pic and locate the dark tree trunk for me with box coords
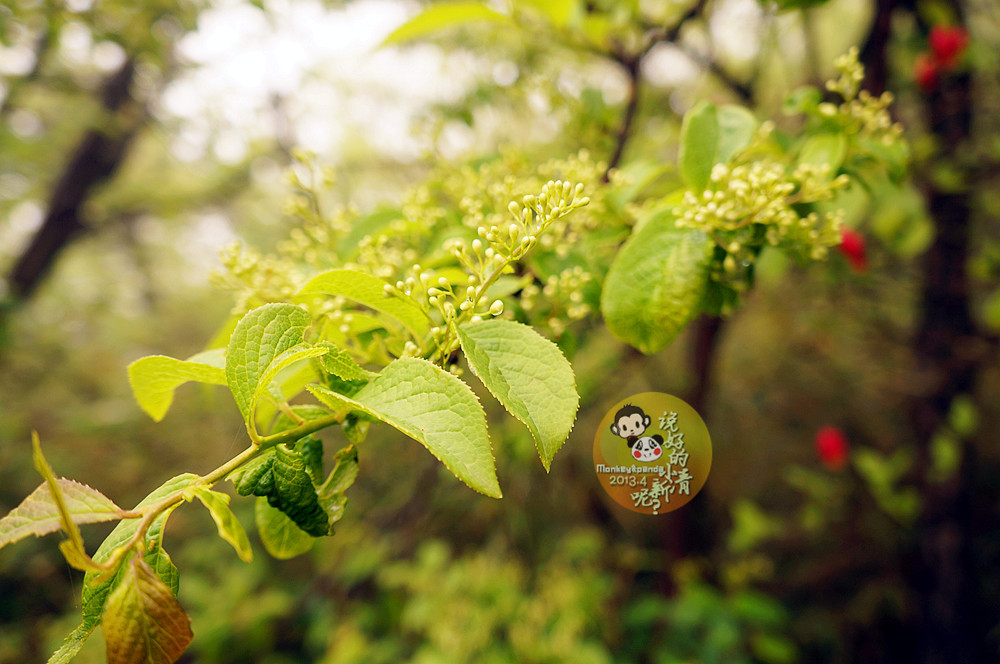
[3,57,139,310]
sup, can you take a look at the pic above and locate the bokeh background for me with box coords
[2,0,999,662]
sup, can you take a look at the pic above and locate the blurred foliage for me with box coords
[2,0,1000,662]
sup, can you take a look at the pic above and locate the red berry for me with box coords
[929,25,969,69]
[837,228,868,273]
[914,53,939,93]
[815,426,849,471]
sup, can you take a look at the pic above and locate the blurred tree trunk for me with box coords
[1,56,140,323]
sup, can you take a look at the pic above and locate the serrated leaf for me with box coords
[82,474,198,632]
[307,358,500,498]
[250,343,328,425]
[254,498,314,560]
[0,479,129,550]
[317,341,377,381]
[298,269,430,338]
[102,557,193,664]
[679,101,719,191]
[601,211,713,353]
[382,1,513,45]
[127,353,227,422]
[716,105,759,163]
[192,488,253,563]
[31,433,99,571]
[47,622,98,664]
[457,319,578,471]
[226,303,312,426]
[233,447,328,537]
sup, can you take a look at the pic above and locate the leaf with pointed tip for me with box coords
[254,498,315,560]
[47,622,98,664]
[0,479,129,550]
[250,343,328,424]
[127,352,227,422]
[317,445,359,530]
[457,319,578,471]
[307,358,500,498]
[192,487,253,563]
[102,557,193,664]
[226,303,312,426]
[382,1,513,46]
[602,211,713,354]
[82,474,198,631]
[298,269,430,338]
[317,341,377,381]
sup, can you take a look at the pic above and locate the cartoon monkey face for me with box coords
[610,404,651,443]
[614,413,649,439]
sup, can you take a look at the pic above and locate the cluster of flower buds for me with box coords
[675,157,847,283]
[519,266,594,335]
[823,48,902,144]
[383,180,589,365]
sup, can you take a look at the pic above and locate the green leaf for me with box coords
[82,474,198,632]
[601,211,713,353]
[798,132,847,173]
[0,479,129,550]
[716,105,759,163]
[456,319,578,471]
[47,622,98,664]
[250,343,328,424]
[226,303,312,426]
[30,433,102,571]
[679,101,719,191]
[317,445,359,530]
[233,447,328,537]
[127,352,227,422]
[254,498,315,560]
[382,1,513,46]
[192,487,253,563]
[298,269,430,338]
[317,341,377,381]
[102,557,193,664]
[298,435,325,486]
[307,358,500,498]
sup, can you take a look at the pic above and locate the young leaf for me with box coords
[798,132,847,173]
[192,487,253,563]
[307,358,500,498]
[254,498,315,560]
[716,105,759,163]
[249,343,328,426]
[298,269,430,338]
[317,445,359,530]
[317,341,377,381]
[127,352,227,422]
[0,479,129,550]
[679,101,719,191]
[47,622,98,664]
[82,474,198,633]
[102,557,193,664]
[226,303,312,426]
[601,211,714,354]
[233,446,329,537]
[31,433,100,571]
[382,1,513,46]
[456,319,578,471]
